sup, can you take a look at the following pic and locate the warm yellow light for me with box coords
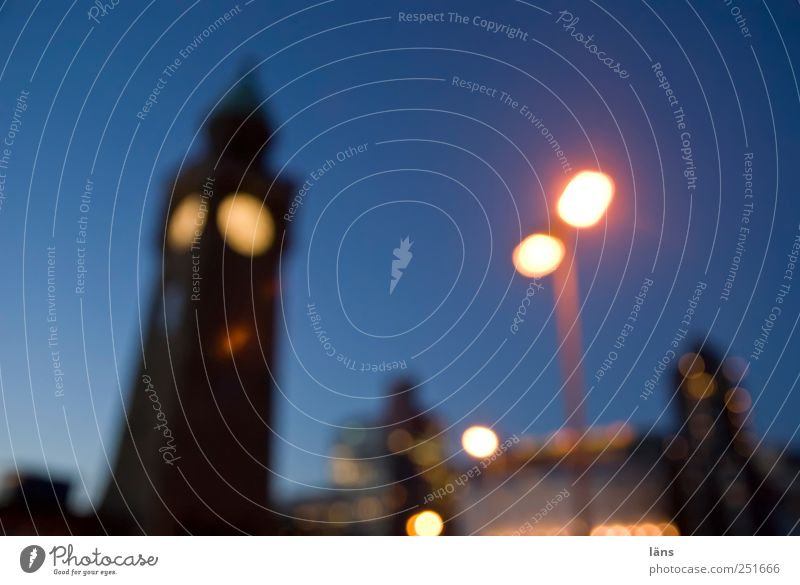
[168,194,207,251]
[606,524,632,536]
[461,426,500,458]
[405,514,419,536]
[659,523,680,536]
[513,234,565,278]
[387,429,413,453]
[409,510,444,536]
[331,459,360,486]
[557,171,614,227]
[410,442,441,466]
[216,192,275,256]
[633,523,661,536]
[216,323,251,358]
[686,372,716,400]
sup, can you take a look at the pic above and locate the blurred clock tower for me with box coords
[101,70,292,534]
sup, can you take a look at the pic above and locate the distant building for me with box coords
[0,472,98,534]
[291,379,457,535]
[666,346,792,535]
[457,345,800,536]
[457,424,676,535]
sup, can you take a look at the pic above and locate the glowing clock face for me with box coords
[167,193,207,251]
[216,192,275,257]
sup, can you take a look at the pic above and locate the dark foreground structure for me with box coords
[3,344,799,535]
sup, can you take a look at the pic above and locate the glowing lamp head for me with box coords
[216,192,275,257]
[461,426,500,459]
[513,234,565,278]
[557,171,614,227]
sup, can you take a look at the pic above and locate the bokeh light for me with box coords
[216,192,275,256]
[725,387,752,414]
[461,426,500,458]
[557,170,614,227]
[167,194,206,251]
[513,233,565,278]
[216,323,251,358]
[407,510,444,536]
[591,522,680,536]
[686,372,717,400]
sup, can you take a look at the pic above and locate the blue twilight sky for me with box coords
[0,0,799,510]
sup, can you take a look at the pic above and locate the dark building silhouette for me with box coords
[454,344,800,536]
[0,472,85,534]
[381,378,455,535]
[666,344,783,535]
[100,71,293,534]
[290,378,456,535]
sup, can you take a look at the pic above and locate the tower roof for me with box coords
[217,68,262,117]
[207,66,274,162]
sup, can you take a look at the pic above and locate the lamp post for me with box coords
[513,170,614,535]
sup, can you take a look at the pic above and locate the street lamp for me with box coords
[557,171,614,228]
[513,170,614,534]
[512,234,565,278]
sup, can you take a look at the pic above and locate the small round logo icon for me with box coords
[20,545,45,573]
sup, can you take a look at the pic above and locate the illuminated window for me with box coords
[216,323,251,358]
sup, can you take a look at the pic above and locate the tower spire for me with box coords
[207,65,273,162]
